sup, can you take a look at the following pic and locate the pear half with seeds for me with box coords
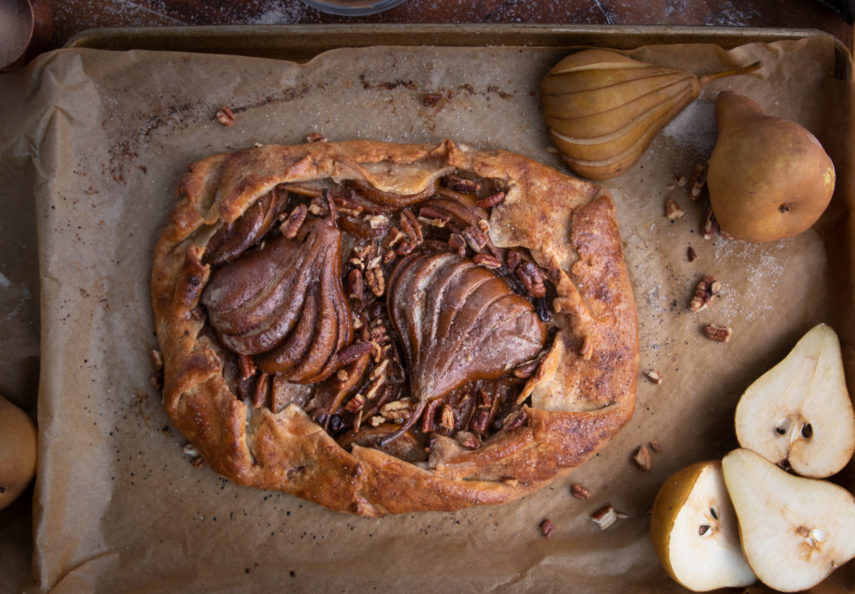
[650,460,756,591]
[734,323,855,478]
[722,448,855,592]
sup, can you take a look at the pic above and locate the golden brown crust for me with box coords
[151,139,638,516]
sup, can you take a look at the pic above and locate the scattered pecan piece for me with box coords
[462,225,488,253]
[650,441,664,453]
[238,354,256,380]
[306,132,327,143]
[384,226,405,248]
[400,209,423,244]
[380,399,416,422]
[644,370,662,385]
[703,324,732,343]
[448,233,467,257]
[476,192,506,209]
[687,245,698,262]
[516,261,546,298]
[473,253,502,269]
[689,275,720,313]
[505,249,522,271]
[344,393,365,413]
[590,504,619,530]
[665,198,685,221]
[502,409,527,432]
[688,163,706,200]
[417,206,451,228]
[366,214,389,229]
[571,483,592,500]
[674,174,688,188]
[540,518,556,538]
[332,196,363,217]
[346,269,364,301]
[633,444,652,470]
[440,403,455,432]
[702,207,720,239]
[215,105,235,127]
[445,174,480,193]
[280,204,308,239]
[365,266,386,297]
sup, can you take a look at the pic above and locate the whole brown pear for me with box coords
[0,394,37,509]
[707,92,835,242]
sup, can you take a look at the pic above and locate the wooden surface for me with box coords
[47,0,853,52]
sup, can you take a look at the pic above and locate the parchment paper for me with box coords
[1,34,853,592]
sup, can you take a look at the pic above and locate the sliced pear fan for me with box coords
[541,49,761,180]
[734,323,855,478]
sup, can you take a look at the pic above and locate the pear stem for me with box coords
[698,60,763,88]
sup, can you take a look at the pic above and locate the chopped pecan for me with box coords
[462,225,488,253]
[445,174,480,194]
[665,198,685,221]
[365,266,386,297]
[687,245,698,262]
[380,399,416,422]
[540,518,556,538]
[688,163,706,200]
[571,483,592,500]
[215,105,235,127]
[448,233,467,257]
[280,204,308,239]
[516,262,546,298]
[382,249,398,265]
[418,206,451,227]
[332,196,363,217]
[689,275,720,313]
[644,370,662,385]
[384,226,406,248]
[306,132,327,143]
[238,354,256,380]
[591,504,619,530]
[702,208,720,239]
[703,324,732,343]
[369,415,385,427]
[502,409,527,432]
[633,444,652,470]
[440,403,455,432]
[344,393,365,413]
[346,269,364,301]
[473,253,502,269]
[400,209,423,244]
[476,192,505,209]
[366,214,390,229]
[505,249,522,271]
[395,240,415,256]
[650,441,664,453]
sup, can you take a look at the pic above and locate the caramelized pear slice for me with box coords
[388,251,547,404]
[202,218,352,383]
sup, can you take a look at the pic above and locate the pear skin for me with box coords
[707,92,835,242]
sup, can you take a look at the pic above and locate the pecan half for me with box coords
[365,266,386,297]
[476,192,505,209]
[445,174,480,193]
[280,204,308,239]
[473,253,502,269]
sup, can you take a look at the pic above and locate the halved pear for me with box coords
[722,448,855,592]
[734,323,855,478]
[650,460,756,591]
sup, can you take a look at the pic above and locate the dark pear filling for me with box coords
[200,173,556,461]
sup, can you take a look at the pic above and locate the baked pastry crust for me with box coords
[151,139,638,516]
